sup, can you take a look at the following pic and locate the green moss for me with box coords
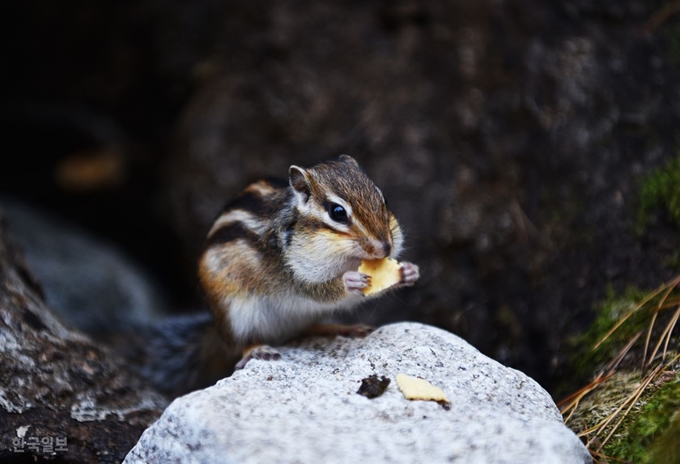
[571,286,649,379]
[587,286,648,344]
[665,249,680,272]
[648,412,680,464]
[604,375,680,463]
[638,156,680,232]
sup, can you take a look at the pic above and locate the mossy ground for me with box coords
[647,409,680,464]
[637,155,680,233]
[604,373,680,464]
[565,367,680,463]
[564,284,680,463]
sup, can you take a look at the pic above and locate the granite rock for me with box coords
[124,322,591,464]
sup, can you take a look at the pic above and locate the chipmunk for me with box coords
[125,155,419,396]
[197,154,419,369]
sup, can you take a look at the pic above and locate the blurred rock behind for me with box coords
[0,199,167,333]
[3,0,680,390]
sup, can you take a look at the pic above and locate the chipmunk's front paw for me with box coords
[343,271,371,295]
[399,262,420,286]
[235,345,281,370]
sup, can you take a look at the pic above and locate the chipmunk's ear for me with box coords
[338,154,359,167]
[289,165,311,203]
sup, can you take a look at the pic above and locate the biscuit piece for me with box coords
[358,258,402,296]
[396,374,450,403]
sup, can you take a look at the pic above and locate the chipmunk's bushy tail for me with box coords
[114,312,236,397]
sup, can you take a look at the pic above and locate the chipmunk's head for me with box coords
[285,155,403,283]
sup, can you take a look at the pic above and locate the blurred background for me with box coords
[2,0,679,393]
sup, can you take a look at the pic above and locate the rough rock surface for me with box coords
[124,323,591,464]
[0,210,167,464]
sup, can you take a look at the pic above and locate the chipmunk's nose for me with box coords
[366,239,392,259]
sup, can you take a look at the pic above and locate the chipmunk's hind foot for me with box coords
[235,344,281,370]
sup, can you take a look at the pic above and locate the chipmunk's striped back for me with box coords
[204,178,290,256]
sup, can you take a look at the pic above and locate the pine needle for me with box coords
[642,282,676,366]
[596,364,664,451]
[646,305,680,367]
[661,306,680,362]
[560,371,616,423]
[593,282,669,350]
[594,275,680,351]
[560,334,639,422]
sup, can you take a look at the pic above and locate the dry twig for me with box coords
[642,1,680,33]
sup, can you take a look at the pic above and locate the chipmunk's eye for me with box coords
[328,203,349,224]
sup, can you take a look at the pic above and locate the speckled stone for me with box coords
[124,322,591,464]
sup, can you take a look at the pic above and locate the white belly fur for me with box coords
[226,294,361,344]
